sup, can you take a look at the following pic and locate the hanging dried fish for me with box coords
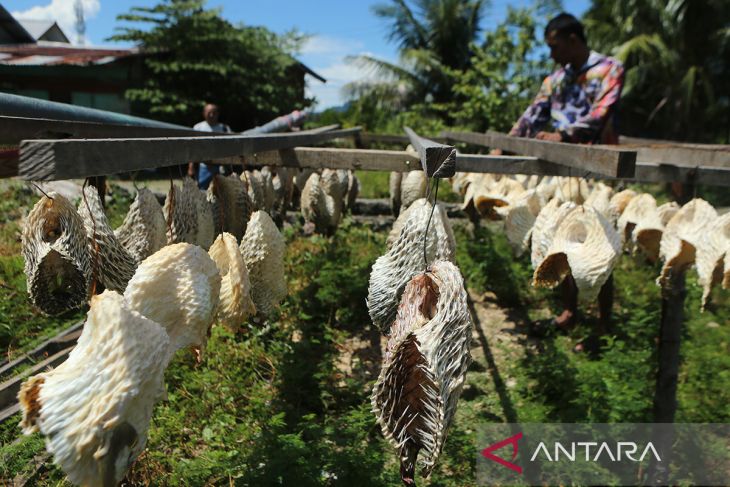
[617,193,657,246]
[19,290,169,487]
[372,260,472,485]
[115,188,167,263]
[368,199,455,333]
[530,198,578,270]
[533,205,621,301]
[474,177,525,219]
[694,212,730,309]
[607,189,637,224]
[242,169,275,212]
[163,179,197,245]
[400,171,428,211]
[271,166,295,218]
[554,177,590,204]
[78,185,137,293]
[390,171,403,216]
[301,171,343,234]
[584,182,613,219]
[240,211,287,316]
[504,189,542,255]
[124,243,221,360]
[207,174,252,241]
[658,198,717,286]
[346,170,360,212]
[208,232,256,328]
[22,192,91,315]
[188,179,215,250]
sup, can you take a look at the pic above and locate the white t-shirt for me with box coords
[193,121,232,133]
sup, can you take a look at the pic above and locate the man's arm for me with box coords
[509,76,553,138]
[559,62,625,143]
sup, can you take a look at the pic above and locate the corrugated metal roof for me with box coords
[0,43,140,66]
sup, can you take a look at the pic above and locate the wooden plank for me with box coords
[404,126,456,178]
[442,130,637,178]
[0,346,74,412]
[0,322,83,379]
[360,133,449,145]
[0,115,228,145]
[248,147,538,173]
[620,144,730,168]
[16,126,362,181]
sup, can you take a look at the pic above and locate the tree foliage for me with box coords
[583,0,730,142]
[109,0,311,129]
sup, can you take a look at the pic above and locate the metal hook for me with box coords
[29,182,53,200]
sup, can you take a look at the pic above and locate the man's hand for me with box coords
[535,131,563,142]
[489,148,503,156]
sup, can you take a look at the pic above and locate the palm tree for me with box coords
[346,0,487,105]
[583,0,730,142]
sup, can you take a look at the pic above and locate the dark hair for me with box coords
[544,13,586,43]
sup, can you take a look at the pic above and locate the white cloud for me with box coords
[300,35,364,56]
[13,0,100,44]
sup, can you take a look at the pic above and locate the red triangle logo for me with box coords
[480,431,523,474]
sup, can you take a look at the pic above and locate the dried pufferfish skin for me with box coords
[530,198,578,270]
[533,205,621,302]
[584,182,613,219]
[390,171,403,216]
[695,212,730,309]
[346,170,360,211]
[163,178,197,245]
[78,185,137,293]
[386,198,457,254]
[22,192,91,315]
[372,260,473,484]
[124,243,221,361]
[189,179,216,250]
[301,170,345,234]
[554,177,590,204]
[608,189,637,224]
[207,174,252,241]
[240,211,287,316]
[503,189,542,256]
[114,188,167,263]
[400,171,428,211]
[474,177,525,219]
[617,193,657,246]
[208,232,256,328]
[19,290,169,487]
[368,199,455,333]
[658,198,717,286]
[242,169,275,213]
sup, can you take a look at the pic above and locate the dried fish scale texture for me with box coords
[608,189,638,224]
[695,212,730,309]
[657,202,680,226]
[78,186,137,293]
[368,199,455,333]
[208,232,256,328]
[372,260,473,483]
[346,170,360,211]
[163,180,197,244]
[530,198,578,269]
[242,169,273,212]
[535,176,558,202]
[240,211,287,316]
[186,179,215,250]
[271,166,294,215]
[207,174,252,241]
[554,177,590,204]
[22,192,91,315]
[658,198,717,286]
[584,182,613,219]
[321,168,348,222]
[19,290,169,487]
[534,206,621,302]
[114,188,167,263]
[260,167,277,212]
[124,243,221,361]
[617,193,657,246]
[504,189,542,256]
[474,177,525,219]
[400,171,428,211]
[301,172,342,234]
[390,171,403,215]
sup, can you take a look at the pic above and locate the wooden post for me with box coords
[647,268,686,485]
[404,126,456,178]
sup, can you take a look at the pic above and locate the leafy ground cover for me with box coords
[0,179,727,485]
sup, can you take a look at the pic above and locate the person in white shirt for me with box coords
[187,103,232,189]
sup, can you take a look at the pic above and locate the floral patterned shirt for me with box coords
[509,51,625,144]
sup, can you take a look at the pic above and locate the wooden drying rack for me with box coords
[2,95,729,483]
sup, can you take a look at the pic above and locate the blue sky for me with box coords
[7,0,590,109]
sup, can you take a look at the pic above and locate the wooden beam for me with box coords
[404,126,456,178]
[0,115,227,145]
[15,126,361,181]
[249,147,421,171]
[622,144,730,168]
[442,130,637,178]
[360,132,449,146]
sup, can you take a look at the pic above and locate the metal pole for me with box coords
[0,92,190,131]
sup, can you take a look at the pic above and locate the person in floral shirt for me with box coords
[510,13,625,145]
[509,13,625,352]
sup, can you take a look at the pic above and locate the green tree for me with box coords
[583,0,730,142]
[347,0,488,106]
[109,0,311,130]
